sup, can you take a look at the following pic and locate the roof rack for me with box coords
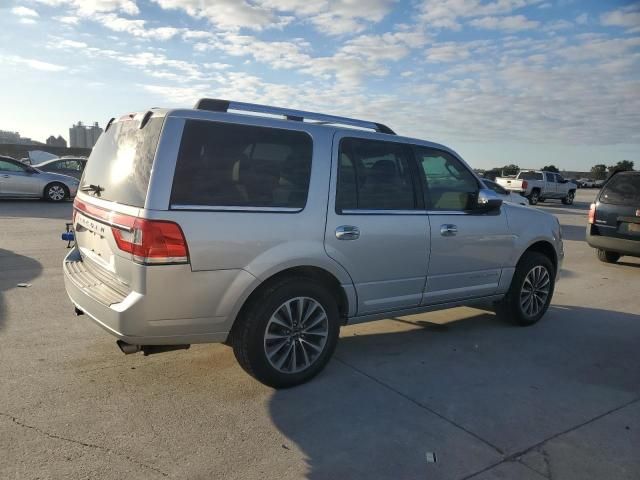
[193,98,395,135]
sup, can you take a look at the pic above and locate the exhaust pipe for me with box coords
[116,340,190,356]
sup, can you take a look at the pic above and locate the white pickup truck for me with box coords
[496,170,577,205]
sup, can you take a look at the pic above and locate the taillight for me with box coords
[74,198,188,264]
[522,180,528,191]
[112,219,189,264]
[588,203,596,224]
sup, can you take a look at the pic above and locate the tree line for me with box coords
[487,160,634,179]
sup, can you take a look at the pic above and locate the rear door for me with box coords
[544,172,558,197]
[595,173,640,240]
[324,133,429,315]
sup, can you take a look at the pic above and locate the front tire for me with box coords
[496,252,555,326]
[231,277,340,388]
[597,249,620,264]
[44,182,68,202]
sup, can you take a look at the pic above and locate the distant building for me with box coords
[0,129,40,145]
[69,121,102,148]
[46,135,67,148]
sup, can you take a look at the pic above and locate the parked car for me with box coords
[577,178,595,188]
[34,157,87,179]
[586,170,640,263]
[496,170,576,205]
[63,99,564,388]
[594,179,606,188]
[0,155,79,201]
[483,179,529,206]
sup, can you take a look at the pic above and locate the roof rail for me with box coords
[193,98,395,135]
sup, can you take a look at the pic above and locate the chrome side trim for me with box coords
[170,205,302,213]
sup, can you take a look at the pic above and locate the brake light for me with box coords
[74,198,188,264]
[588,203,596,224]
[522,180,528,191]
[112,219,189,264]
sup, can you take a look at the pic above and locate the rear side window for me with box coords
[600,174,640,206]
[171,121,312,209]
[336,137,418,211]
[520,171,543,180]
[81,117,164,207]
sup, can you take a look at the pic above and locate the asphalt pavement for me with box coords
[1,189,638,480]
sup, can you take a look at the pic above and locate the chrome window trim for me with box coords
[170,204,302,213]
[340,209,427,215]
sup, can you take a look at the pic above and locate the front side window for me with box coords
[0,160,26,172]
[545,172,556,182]
[171,121,313,209]
[336,137,418,211]
[415,148,478,211]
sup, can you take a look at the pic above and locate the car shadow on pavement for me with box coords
[0,249,43,330]
[0,200,73,220]
[268,305,640,479]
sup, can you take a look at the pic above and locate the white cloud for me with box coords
[19,18,38,25]
[601,5,640,33]
[12,6,39,17]
[470,15,539,31]
[95,13,181,40]
[33,0,140,15]
[2,55,66,72]
[418,0,538,30]
[57,16,80,24]
[575,13,588,25]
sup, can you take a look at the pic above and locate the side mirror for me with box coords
[476,189,503,212]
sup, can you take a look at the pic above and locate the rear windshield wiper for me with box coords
[80,184,104,196]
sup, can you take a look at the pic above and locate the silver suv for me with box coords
[63,99,564,388]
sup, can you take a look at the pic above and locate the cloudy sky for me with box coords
[1,0,639,171]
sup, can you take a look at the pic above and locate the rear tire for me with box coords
[44,182,68,202]
[562,191,575,205]
[597,249,620,264]
[495,252,555,326]
[528,190,540,205]
[230,277,340,388]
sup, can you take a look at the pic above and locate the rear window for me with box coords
[170,120,312,209]
[600,174,640,206]
[519,171,543,180]
[81,117,164,207]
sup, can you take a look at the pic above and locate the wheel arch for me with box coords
[226,265,353,343]
[521,240,558,272]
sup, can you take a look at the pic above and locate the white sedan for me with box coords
[483,179,529,206]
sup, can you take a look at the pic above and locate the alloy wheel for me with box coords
[48,185,65,201]
[520,266,550,317]
[263,297,329,374]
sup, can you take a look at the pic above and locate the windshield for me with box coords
[80,117,164,207]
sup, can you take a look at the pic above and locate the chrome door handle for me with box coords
[336,225,360,240]
[440,224,458,236]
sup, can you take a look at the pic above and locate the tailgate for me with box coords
[73,194,142,287]
[595,203,640,240]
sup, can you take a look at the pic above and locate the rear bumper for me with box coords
[63,248,256,345]
[586,226,640,257]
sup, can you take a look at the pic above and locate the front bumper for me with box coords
[586,226,640,257]
[63,248,255,345]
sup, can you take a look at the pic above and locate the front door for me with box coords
[413,147,513,304]
[0,159,39,196]
[545,172,558,198]
[324,133,430,316]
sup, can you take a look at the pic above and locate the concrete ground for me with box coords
[1,188,638,480]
